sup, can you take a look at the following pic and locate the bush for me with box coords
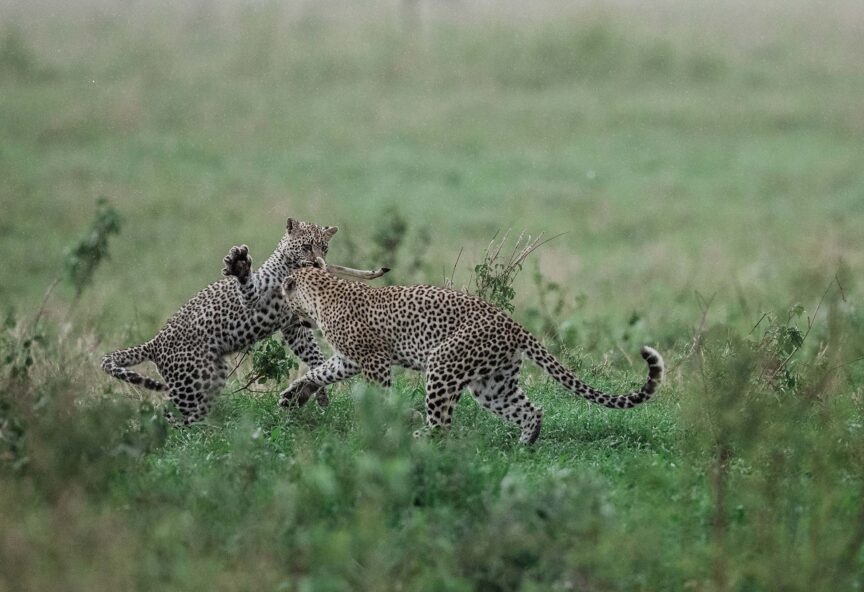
[678,289,864,591]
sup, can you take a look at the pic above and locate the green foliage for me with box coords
[678,299,864,591]
[751,305,807,391]
[62,197,122,297]
[472,231,546,313]
[523,261,582,351]
[1,302,863,589]
[0,320,168,483]
[370,206,409,266]
[403,225,432,279]
[342,206,432,285]
[247,336,299,386]
[1,2,864,590]
[473,260,518,313]
[0,314,44,382]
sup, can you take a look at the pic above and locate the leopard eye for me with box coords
[301,244,312,252]
[321,245,329,254]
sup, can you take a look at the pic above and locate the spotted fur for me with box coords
[279,267,664,444]
[101,219,343,424]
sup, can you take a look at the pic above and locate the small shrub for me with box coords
[0,318,167,490]
[678,287,864,591]
[472,230,551,313]
[0,313,44,382]
[341,206,431,284]
[63,197,122,298]
[523,261,582,351]
[458,470,614,590]
[370,206,409,268]
[403,225,432,280]
[245,336,299,388]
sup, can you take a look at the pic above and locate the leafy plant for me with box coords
[243,336,299,389]
[1,332,44,381]
[403,225,432,279]
[471,230,554,313]
[63,197,122,297]
[522,260,583,351]
[340,206,431,284]
[679,294,864,592]
[0,311,42,381]
[370,206,409,267]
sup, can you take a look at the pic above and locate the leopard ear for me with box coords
[282,277,296,293]
[322,226,338,240]
[286,218,296,233]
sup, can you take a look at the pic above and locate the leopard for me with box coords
[100,218,388,424]
[276,266,664,444]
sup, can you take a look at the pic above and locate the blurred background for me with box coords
[2,0,863,344]
[3,2,864,590]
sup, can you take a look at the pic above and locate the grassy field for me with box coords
[2,1,864,590]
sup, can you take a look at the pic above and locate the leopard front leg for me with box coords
[279,355,360,408]
[222,244,258,305]
[281,322,334,407]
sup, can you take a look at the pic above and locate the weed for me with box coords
[343,206,432,285]
[471,230,554,313]
[63,197,122,298]
[240,336,299,392]
[370,206,409,268]
[523,260,582,352]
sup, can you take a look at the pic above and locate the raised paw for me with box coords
[222,244,252,284]
[278,379,321,409]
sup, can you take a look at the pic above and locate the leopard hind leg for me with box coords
[101,343,165,391]
[416,340,474,437]
[417,329,521,439]
[470,360,543,445]
[157,351,228,425]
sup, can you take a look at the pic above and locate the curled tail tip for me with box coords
[639,345,662,363]
[640,346,664,382]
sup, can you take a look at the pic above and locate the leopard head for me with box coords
[276,218,338,270]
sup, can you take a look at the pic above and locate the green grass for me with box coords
[2,1,864,590]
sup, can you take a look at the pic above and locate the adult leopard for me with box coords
[276,266,663,444]
[101,219,388,424]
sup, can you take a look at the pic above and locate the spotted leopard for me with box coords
[101,218,387,424]
[278,267,664,444]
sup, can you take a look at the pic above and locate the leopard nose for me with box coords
[313,257,326,270]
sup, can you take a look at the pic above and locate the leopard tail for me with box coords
[521,331,663,409]
[100,342,166,391]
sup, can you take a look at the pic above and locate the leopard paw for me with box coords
[314,386,331,408]
[222,244,252,284]
[278,379,320,408]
